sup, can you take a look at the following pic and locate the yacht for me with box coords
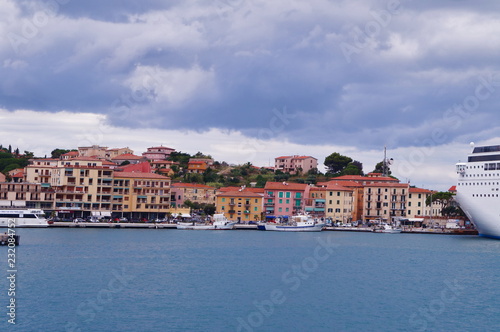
[0,208,48,227]
[264,214,325,232]
[456,143,500,239]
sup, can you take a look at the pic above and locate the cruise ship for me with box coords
[456,143,500,239]
[0,208,48,227]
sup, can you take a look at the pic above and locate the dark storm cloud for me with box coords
[1,0,499,150]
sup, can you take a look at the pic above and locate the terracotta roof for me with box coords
[448,186,457,192]
[12,171,24,178]
[62,151,79,156]
[409,187,433,194]
[217,191,263,198]
[364,183,409,188]
[114,172,169,179]
[326,183,352,191]
[219,186,265,193]
[333,175,399,182]
[120,162,152,173]
[171,183,215,189]
[264,182,308,191]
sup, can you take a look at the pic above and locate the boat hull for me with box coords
[176,222,236,230]
[264,223,325,232]
[0,218,48,228]
[456,193,500,239]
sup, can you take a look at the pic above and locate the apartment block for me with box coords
[216,191,263,222]
[274,155,318,174]
[264,182,310,216]
[324,183,354,223]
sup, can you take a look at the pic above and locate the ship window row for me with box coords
[458,182,500,186]
[464,173,499,178]
[472,194,499,198]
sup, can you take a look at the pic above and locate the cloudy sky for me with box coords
[1,0,500,190]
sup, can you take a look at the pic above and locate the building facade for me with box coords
[263,182,310,216]
[216,191,263,222]
[274,155,318,174]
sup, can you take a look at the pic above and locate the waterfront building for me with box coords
[324,182,354,223]
[263,182,310,217]
[304,186,327,218]
[215,191,263,223]
[274,155,318,174]
[407,188,436,218]
[170,183,217,208]
[0,182,54,209]
[142,146,175,161]
[113,172,171,219]
[363,182,410,222]
[25,158,60,185]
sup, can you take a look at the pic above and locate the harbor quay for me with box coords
[46,222,478,235]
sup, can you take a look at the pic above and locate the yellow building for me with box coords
[363,183,410,222]
[113,172,171,218]
[324,182,354,223]
[0,182,54,209]
[407,188,441,218]
[216,191,263,223]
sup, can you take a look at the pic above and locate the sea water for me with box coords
[1,228,499,331]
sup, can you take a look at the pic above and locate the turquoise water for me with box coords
[1,229,499,331]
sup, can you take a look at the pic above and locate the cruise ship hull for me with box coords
[456,193,500,239]
[456,144,500,239]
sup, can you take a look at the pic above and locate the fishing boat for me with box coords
[264,214,325,232]
[0,208,48,228]
[176,213,236,230]
[372,223,402,233]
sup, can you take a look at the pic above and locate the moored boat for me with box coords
[0,208,48,228]
[263,214,325,232]
[176,213,236,230]
[372,223,402,233]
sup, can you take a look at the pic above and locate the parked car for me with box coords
[73,218,85,223]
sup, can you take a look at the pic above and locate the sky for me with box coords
[1,0,500,191]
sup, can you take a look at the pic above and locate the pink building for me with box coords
[274,155,318,174]
[264,182,311,217]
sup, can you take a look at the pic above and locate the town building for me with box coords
[363,182,410,222]
[215,191,263,223]
[111,153,147,165]
[170,183,217,208]
[407,188,442,218]
[263,182,310,217]
[113,172,171,219]
[324,182,354,223]
[304,186,327,218]
[187,161,209,174]
[0,182,54,209]
[142,146,175,161]
[274,155,318,174]
[78,145,132,160]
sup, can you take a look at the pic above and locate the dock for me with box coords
[47,222,478,235]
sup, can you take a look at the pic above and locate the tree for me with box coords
[324,152,352,175]
[341,163,363,175]
[51,149,71,159]
[373,161,391,176]
[203,204,216,216]
[426,192,454,214]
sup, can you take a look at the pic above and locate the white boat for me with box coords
[264,214,325,232]
[456,143,500,239]
[0,208,48,228]
[373,223,402,233]
[176,213,236,230]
